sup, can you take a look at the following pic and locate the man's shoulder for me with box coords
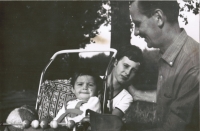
[184,35,199,51]
[182,36,199,62]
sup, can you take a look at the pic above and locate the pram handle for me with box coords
[51,49,117,60]
[36,48,117,110]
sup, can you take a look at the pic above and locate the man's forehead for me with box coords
[130,1,139,12]
[129,1,143,21]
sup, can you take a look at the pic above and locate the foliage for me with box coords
[0,2,110,91]
[38,1,110,48]
[44,53,112,80]
[179,0,200,25]
[79,53,112,76]
[77,2,111,47]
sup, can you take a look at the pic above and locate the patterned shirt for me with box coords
[154,29,199,131]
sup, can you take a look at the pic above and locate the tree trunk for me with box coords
[110,1,131,51]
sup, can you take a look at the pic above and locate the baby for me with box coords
[54,68,102,123]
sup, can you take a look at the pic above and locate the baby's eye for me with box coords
[89,84,94,86]
[77,83,83,86]
[88,83,95,87]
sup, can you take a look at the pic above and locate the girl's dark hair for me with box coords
[115,45,144,83]
[71,68,102,90]
[116,45,143,66]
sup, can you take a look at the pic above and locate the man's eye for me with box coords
[134,22,140,28]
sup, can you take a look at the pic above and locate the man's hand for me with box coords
[127,85,156,103]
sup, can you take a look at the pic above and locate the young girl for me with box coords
[54,68,102,123]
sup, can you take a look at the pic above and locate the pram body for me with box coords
[35,48,122,131]
[3,48,157,131]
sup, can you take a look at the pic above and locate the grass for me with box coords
[125,101,157,131]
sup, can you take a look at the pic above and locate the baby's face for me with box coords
[72,75,98,101]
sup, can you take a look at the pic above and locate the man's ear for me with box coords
[113,59,118,66]
[153,9,164,28]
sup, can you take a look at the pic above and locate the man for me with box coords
[129,1,199,131]
[105,45,143,118]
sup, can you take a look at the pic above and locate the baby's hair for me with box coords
[71,68,102,90]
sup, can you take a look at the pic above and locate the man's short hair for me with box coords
[116,45,143,66]
[132,0,180,23]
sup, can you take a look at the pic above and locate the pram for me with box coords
[35,48,125,131]
[3,48,157,131]
[32,49,125,130]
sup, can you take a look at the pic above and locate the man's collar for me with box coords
[160,29,187,66]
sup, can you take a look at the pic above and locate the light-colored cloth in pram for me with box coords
[54,96,101,123]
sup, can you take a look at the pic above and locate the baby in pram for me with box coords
[53,68,102,125]
[5,68,102,130]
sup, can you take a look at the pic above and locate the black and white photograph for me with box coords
[0,0,199,131]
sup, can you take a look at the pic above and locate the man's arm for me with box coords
[144,67,199,131]
[127,85,156,103]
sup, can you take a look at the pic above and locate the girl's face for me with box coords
[72,75,98,101]
[113,56,140,86]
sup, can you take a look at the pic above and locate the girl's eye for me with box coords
[123,64,129,68]
[131,68,137,73]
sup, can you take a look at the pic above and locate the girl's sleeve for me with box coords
[115,93,133,114]
[67,97,101,123]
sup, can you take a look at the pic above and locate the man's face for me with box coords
[130,1,161,48]
[113,56,140,85]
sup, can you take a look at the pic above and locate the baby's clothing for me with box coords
[54,96,101,123]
